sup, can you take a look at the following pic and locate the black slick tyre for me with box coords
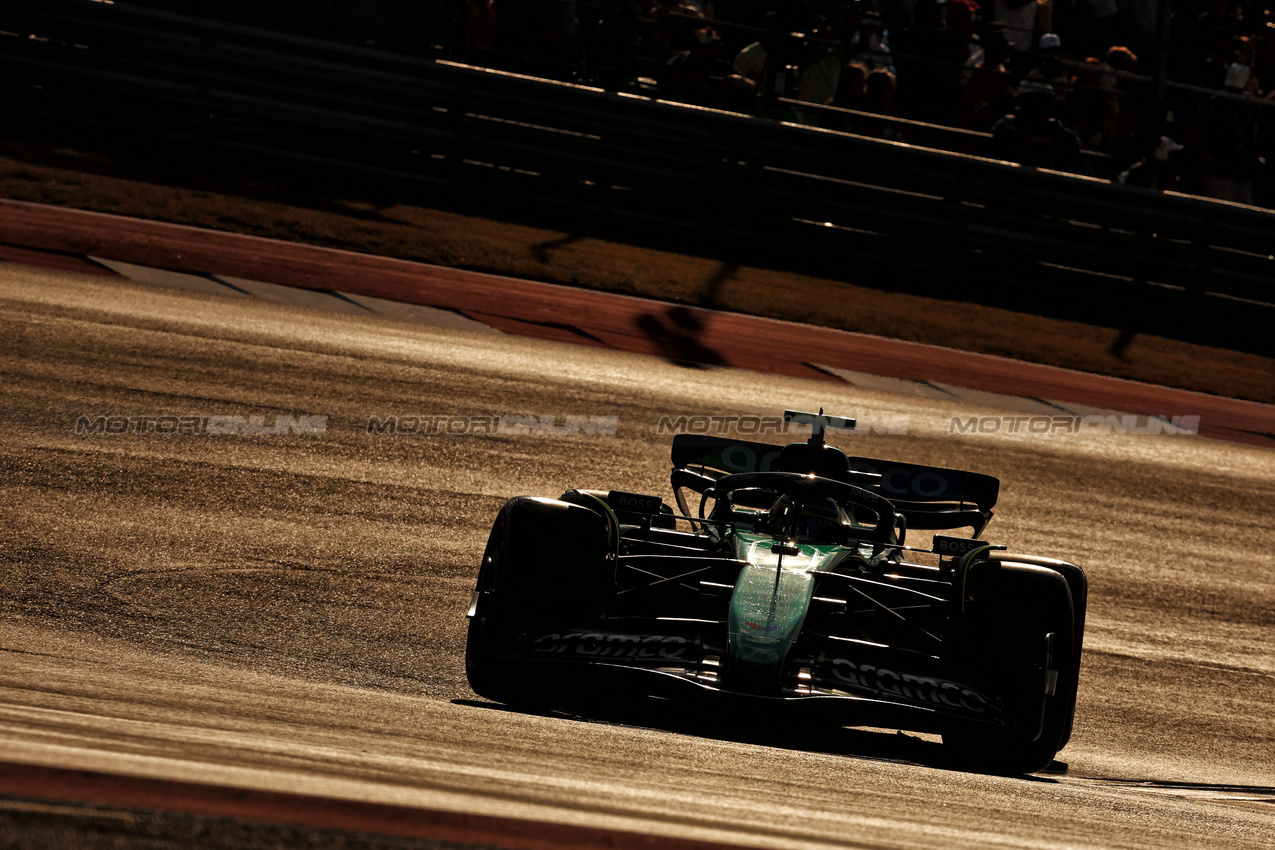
[465,496,610,707]
[943,560,1078,774]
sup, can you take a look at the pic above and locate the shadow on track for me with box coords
[633,306,725,369]
[1067,776,1275,805]
[451,696,1067,780]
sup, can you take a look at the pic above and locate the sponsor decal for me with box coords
[825,657,990,713]
[932,536,990,557]
[532,632,689,659]
[849,462,960,501]
[609,491,662,515]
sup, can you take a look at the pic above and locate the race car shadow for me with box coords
[454,696,1065,779]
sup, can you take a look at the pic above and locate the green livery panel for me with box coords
[726,533,841,692]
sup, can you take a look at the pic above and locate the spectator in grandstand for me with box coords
[833,60,870,112]
[644,0,710,58]
[645,0,708,19]
[1027,33,1073,114]
[1063,45,1140,154]
[1036,31,1066,66]
[946,0,988,69]
[1050,0,1115,61]
[1172,5,1248,89]
[963,26,1017,131]
[1098,45,1139,91]
[661,26,755,107]
[731,10,796,98]
[730,11,841,104]
[1182,88,1263,203]
[991,0,1049,53]
[1252,11,1275,94]
[732,33,768,88]
[1222,35,1263,95]
[1119,134,1184,192]
[827,60,871,132]
[992,80,1088,173]
[844,9,893,71]
[677,0,713,18]
[794,15,844,105]
[893,0,969,127]
[1066,57,1116,152]
[861,67,905,141]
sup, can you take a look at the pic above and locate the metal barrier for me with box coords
[1,0,1272,354]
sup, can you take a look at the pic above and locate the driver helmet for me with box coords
[766,494,797,536]
[767,495,846,543]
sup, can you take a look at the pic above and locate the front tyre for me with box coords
[943,561,1079,774]
[465,496,610,707]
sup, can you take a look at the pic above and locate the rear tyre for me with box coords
[465,496,610,707]
[943,561,1078,774]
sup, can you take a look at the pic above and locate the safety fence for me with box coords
[1,0,1272,353]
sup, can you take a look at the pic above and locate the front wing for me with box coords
[491,624,1015,735]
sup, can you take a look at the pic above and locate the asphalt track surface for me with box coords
[2,199,1273,450]
[1,252,1274,846]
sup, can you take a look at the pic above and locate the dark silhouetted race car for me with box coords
[465,410,1087,774]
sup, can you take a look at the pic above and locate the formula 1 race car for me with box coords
[465,410,1087,774]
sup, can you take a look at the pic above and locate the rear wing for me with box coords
[670,434,999,534]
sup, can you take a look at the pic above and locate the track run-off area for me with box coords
[0,235,1273,847]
